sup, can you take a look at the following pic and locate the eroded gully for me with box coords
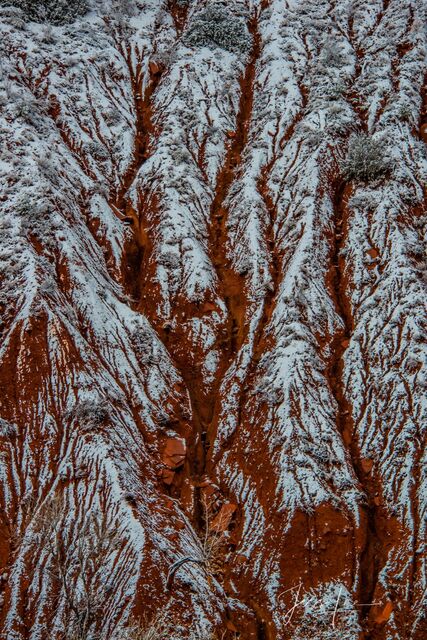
[112,12,272,639]
[329,181,397,639]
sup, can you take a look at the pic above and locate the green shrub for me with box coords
[342,133,391,182]
[0,0,89,25]
[184,4,252,54]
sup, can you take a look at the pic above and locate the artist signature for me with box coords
[278,583,385,627]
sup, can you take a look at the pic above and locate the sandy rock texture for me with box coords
[0,1,425,639]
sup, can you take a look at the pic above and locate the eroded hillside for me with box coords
[0,1,426,639]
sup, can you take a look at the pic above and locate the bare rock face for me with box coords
[0,1,425,639]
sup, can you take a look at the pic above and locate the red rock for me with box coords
[195,476,211,487]
[180,479,195,513]
[235,554,247,564]
[162,437,186,469]
[211,503,237,533]
[161,468,175,485]
[375,600,393,625]
[342,428,352,446]
[201,484,216,497]
[149,61,161,75]
[361,458,373,474]
[202,301,217,313]
[367,248,379,259]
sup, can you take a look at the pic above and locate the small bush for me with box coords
[67,399,109,429]
[0,0,89,25]
[184,4,252,54]
[0,418,17,438]
[342,133,391,182]
[34,497,122,640]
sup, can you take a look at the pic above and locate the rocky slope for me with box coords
[0,1,425,639]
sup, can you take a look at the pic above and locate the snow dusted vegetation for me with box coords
[0,0,425,639]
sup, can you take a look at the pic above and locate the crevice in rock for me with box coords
[252,163,282,365]
[420,73,427,145]
[207,14,261,362]
[166,13,265,636]
[215,161,282,467]
[168,12,263,500]
[172,15,262,576]
[328,180,393,637]
[256,617,267,640]
[105,10,265,635]
[107,44,164,298]
[113,59,162,214]
[166,0,190,34]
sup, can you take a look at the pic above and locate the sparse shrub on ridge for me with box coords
[184,4,252,55]
[66,398,109,429]
[0,0,89,25]
[34,497,122,640]
[342,133,392,182]
[0,418,17,438]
